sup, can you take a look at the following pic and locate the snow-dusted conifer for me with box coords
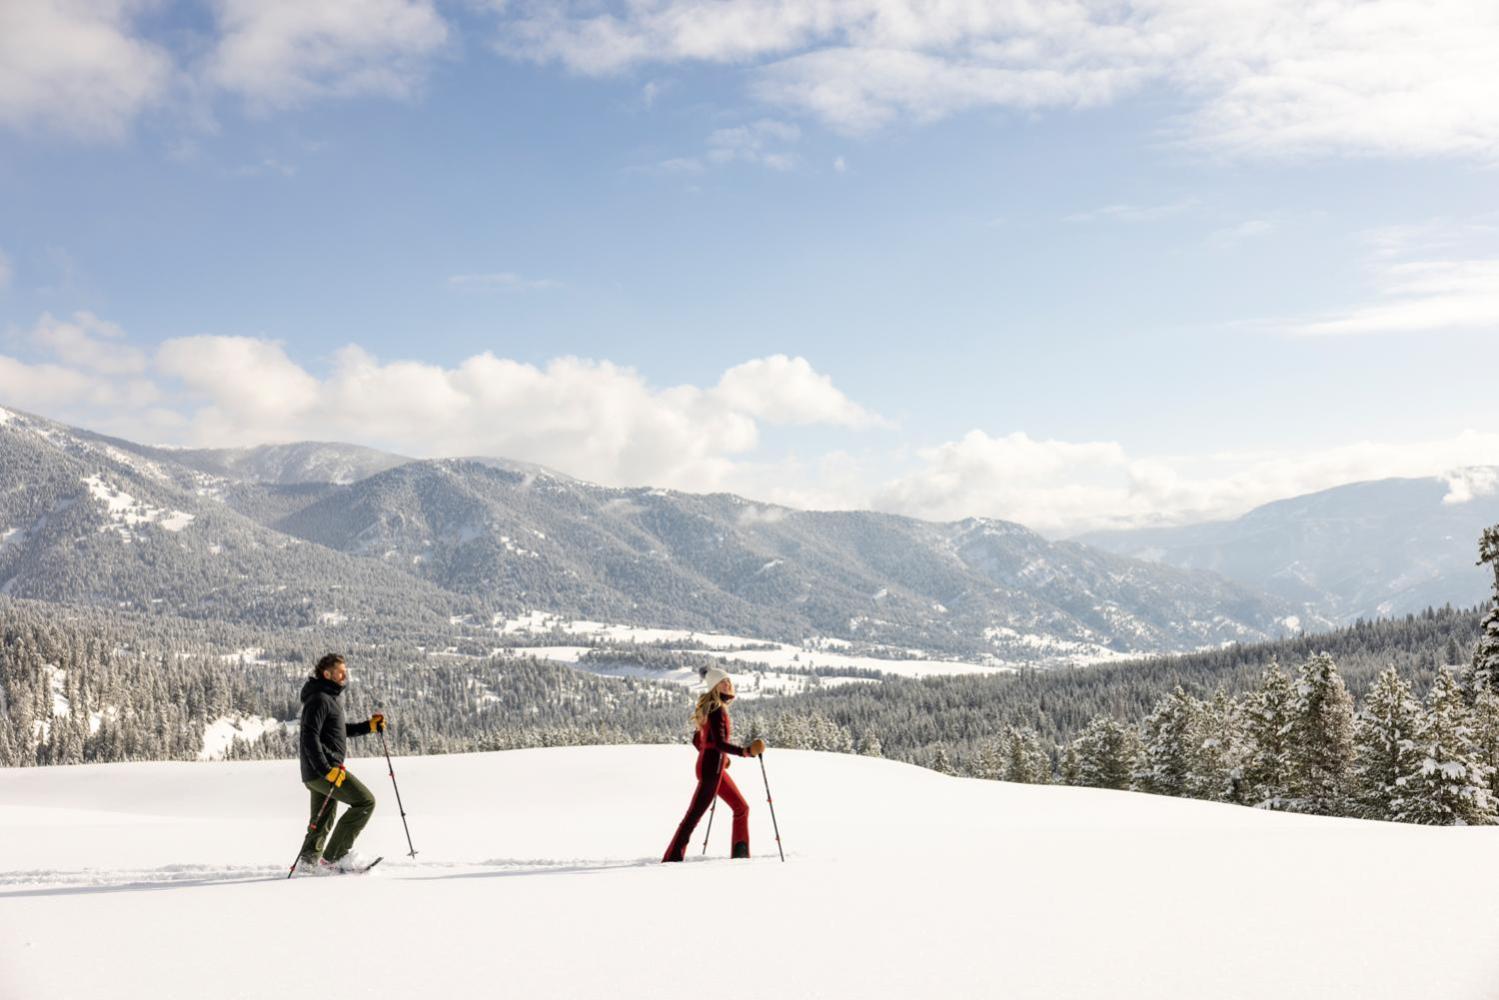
[931,747,954,775]
[974,735,1007,780]
[1189,689,1244,802]
[1133,687,1197,797]
[1463,527,1499,700]
[1002,725,1051,784]
[1351,667,1423,821]
[1289,653,1355,814]
[768,714,809,750]
[857,732,883,758]
[1401,671,1495,825]
[1067,715,1137,790]
[1242,662,1295,807]
[1060,741,1080,784]
[1470,688,1499,802]
[805,712,855,753]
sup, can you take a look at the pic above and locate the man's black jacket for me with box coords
[298,676,368,783]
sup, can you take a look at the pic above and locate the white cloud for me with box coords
[736,504,788,527]
[0,356,120,410]
[150,343,846,491]
[659,118,801,172]
[1065,200,1198,224]
[446,272,562,292]
[640,79,672,108]
[714,354,885,429]
[29,311,149,375]
[233,157,298,178]
[2,315,885,497]
[494,0,1499,159]
[657,156,705,173]
[1285,259,1499,336]
[1208,219,1277,248]
[155,336,323,436]
[207,0,450,110]
[874,428,1499,536]
[0,0,173,140]
[751,45,1145,136]
[1442,467,1499,505]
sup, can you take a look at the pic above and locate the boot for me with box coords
[731,841,750,859]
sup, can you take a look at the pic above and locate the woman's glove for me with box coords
[369,713,386,733]
[747,738,766,757]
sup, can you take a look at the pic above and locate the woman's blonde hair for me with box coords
[692,687,727,728]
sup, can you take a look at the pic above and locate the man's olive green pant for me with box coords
[299,771,376,863]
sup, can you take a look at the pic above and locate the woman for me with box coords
[662,666,765,862]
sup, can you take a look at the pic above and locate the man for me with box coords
[295,653,385,873]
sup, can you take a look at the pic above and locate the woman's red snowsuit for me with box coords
[662,705,750,862]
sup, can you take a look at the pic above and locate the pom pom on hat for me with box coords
[697,665,731,691]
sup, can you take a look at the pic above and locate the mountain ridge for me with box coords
[0,403,1297,660]
[1079,473,1499,623]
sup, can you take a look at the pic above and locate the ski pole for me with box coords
[377,712,418,859]
[758,754,785,863]
[700,756,727,855]
[288,769,343,879]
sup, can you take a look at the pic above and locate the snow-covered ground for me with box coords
[492,612,1017,681]
[2,747,1497,999]
[198,714,286,761]
[491,645,875,697]
[81,474,195,538]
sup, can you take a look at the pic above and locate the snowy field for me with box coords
[490,612,1020,682]
[3,747,1498,999]
[495,645,879,697]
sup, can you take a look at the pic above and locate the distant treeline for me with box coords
[4,567,1499,829]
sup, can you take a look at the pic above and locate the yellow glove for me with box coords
[325,766,346,787]
[747,738,766,757]
[369,713,386,733]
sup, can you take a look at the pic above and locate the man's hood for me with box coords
[299,676,344,703]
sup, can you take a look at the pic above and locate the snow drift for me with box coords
[1,747,1497,999]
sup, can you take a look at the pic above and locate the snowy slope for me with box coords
[1080,472,1499,623]
[2,748,1497,999]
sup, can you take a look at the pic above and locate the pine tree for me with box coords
[1401,671,1496,825]
[973,735,1007,780]
[1463,526,1499,700]
[857,732,883,758]
[1242,662,1296,807]
[1188,689,1243,802]
[1060,740,1080,785]
[1067,715,1137,790]
[1352,667,1423,820]
[1289,654,1355,814]
[1002,725,1051,784]
[1470,688,1499,804]
[1133,687,1196,797]
[931,747,954,775]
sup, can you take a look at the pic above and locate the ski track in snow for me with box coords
[0,856,685,894]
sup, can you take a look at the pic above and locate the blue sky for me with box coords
[2,1,1498,535]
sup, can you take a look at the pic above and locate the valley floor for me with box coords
[1,748,1496,999]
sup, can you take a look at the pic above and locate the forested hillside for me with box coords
[0,405,1295,659]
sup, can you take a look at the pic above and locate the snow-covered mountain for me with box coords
[259,456,1297,656]
[1079,473,1499,624]
[134,440,412,485]
[0,406,468,628]
[1,747,1495,1000]
[0,404,1295,658]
